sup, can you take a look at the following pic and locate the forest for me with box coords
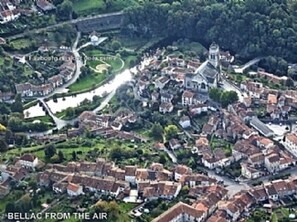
[123,0,297,75]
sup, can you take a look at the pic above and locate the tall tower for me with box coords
[208,43,220,68]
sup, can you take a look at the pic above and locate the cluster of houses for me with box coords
[153,95,296,180]
[0,90,14,102]
[0,154,40,197]
[0,0,20,24]
[0,0,55,24]
[247,69,291,86]
[153,176,297,222]
[67,110,147,142]
[193,103,297,179]
[15,52,76,97]
[3,153,297,222]
[240,79,297,121]
[134,44,232,115]
[36,159,216,202]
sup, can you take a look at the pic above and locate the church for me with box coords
[184,43,221,93]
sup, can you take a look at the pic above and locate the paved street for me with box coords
[205,169,250,197]
[221,76,246,102]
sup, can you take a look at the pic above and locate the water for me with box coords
[24,57,150,118]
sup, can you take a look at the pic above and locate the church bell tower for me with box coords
[208,43,220,68]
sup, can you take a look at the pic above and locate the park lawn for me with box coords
[108,56,124,72]
[83,49,103,57]
[87,55,123,72]
[84,48,123,70]
[68,71,107,92]
[87,59,104,69]
[69,49,126,93]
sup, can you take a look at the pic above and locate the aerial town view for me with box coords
[1,0,297,222]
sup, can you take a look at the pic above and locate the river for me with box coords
[24,57,150,118]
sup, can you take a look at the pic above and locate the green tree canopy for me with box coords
[11,94,23,113]
[149,123,164,141]
[164,124,178,140]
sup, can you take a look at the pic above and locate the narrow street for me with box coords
[205,169,250,197]
[163,147,177,163]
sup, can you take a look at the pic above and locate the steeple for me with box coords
[208,43,220,68]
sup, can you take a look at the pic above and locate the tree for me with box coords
[94,201,121,222]
[65,107,75,118]
[159,154,166,164]
[11,94,23,113]
[53,94,58,103]
[92,95,100,104]
[125,0,297,67]
[80,66,91,78]
[111,40,122,51]
[0,139,8,152]
[149,123,163,141]
[0,102,10,114]
[5,202,15,213]
[5,129,13,144]
[72,151,77,160]
[19,194,32,213]
[8,117,23,132]
[220,91,239,107]
[57,0,73,20]
[58,151,64,162]
[286,78,294,87]
[209,88,222,103]
[44,144,56,159]
[103,0,113,10]
[164,125,178,140]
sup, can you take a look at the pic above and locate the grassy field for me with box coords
[25,115,54,124]
[32,146,97,162]
[71,0,105,16]
[71,0,139,16]
[68,71,107,92]
[69,49,125,92]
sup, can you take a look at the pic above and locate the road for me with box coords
[221,76,247,102]
[243,165,297,187]
[36,31,83,130]
[40,31,82,99]
[163,147,177,163]
[233,57,264,73]
[38,98,73,130]
[5,11,124,40]
[205,169,250,197]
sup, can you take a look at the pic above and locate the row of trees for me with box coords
[63,96,101,119]
[209,88,239,107]
[124,0,297,75]
[149,124,179,141]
